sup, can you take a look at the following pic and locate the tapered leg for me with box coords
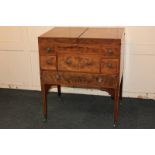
[119,77,123,100]
[114,88,120,127]
[57,85,61,97]
[41,83,48,120]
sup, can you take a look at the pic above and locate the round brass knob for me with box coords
[66,58,72,65]
[107,63,113,68]
[98,77,103,83]
[45,47,52,53]
[107,49,113,55]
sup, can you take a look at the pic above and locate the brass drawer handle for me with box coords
[98,77,103,83]
[65,57,72,65]
[107,49,113,55]
[107,63,113,68]
[46,59,52,65]
[45,47,52,53]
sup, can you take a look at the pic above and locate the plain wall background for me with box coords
[0,26,155,99]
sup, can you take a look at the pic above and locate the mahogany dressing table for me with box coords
[38,27,124,127]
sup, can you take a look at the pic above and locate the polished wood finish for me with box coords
[56,45,120,58]
[42,71,117,88]
[40,27,87,38]
[40,56,56,70]
[100,59,119,75]
[80,28,124,39]
[58,53,100,73]
[38,27,124,127]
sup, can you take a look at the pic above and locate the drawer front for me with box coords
[56,44,120,58]
[42,71,117,88]
[39,39,55,55]
[58,54,100,73]
[40,56,56,70]
[101,59,119,75]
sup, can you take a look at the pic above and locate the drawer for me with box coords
[40,56,56,70]
[38,38,55,55]
[42,71,117,88]
[58,53,100,73]
[56,44,120,58]
[101,59,119,75]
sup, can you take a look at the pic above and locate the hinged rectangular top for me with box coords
[39,27,124,40]
[40,27,87,38]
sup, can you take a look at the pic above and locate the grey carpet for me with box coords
[0,88,155,129]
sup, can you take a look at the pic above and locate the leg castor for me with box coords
[113,123,117,128]
[42,114,47,122]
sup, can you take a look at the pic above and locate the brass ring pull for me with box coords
[45,47,52,53]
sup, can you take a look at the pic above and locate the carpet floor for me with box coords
[0,88,155,129]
